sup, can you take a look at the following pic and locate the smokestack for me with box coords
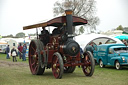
[65,10,73,35]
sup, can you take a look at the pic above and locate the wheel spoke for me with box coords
[30,54,36,59]
[34,65,38,72]
[85,55,89,61]
[86,60,91,65]
[87,66,91,72]
[31,46,36,52]
[30,54,34,57]
[54,56,59,64]
[32,62,36,66]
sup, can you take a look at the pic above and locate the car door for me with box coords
[93,45,98,61]
[108,48,114,65]
[98,47,107,65]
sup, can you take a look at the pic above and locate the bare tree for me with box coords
[53,0,99,33]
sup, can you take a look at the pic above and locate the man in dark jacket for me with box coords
[22,44,27,61]
[6,45,10,59]
[18,43,23,59]
[85,42,94,54]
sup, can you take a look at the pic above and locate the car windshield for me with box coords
[114,47,128,53]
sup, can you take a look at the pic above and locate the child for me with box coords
[11,47,18,62]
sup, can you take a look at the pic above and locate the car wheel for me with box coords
[99,60,105,68]
[115,61,122,70]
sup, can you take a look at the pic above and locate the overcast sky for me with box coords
[0,0,128,36]
[96,0,128,32]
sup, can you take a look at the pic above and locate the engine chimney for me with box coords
[65,10,73,35]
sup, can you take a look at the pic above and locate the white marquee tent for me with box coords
[75,33,123,50]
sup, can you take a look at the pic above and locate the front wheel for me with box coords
[52,52,64,79]
[115,61,122,70]
[82,51,95,76]
[99,60,105,68]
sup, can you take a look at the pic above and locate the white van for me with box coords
[0,41,7,53]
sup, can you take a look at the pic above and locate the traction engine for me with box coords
[23,10,95,79]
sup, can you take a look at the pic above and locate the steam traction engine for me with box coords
[23,10,95,79]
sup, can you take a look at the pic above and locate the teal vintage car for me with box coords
[93,44,128,69]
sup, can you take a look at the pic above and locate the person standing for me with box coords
[78,47,84,68]
[6,45,10,59]
[85,42,94,54]
[18,43,23,59]
[80,47,84,58]
[99,42,102,45]
[22,44,27,61]
[122,39,127,46]
[17,44,20,56]
[11,47,18,62]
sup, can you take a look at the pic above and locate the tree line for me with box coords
[2,32,36,38]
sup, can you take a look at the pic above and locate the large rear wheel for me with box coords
[82,51,95,76]
[29,40,45,75]
[52,52,64,79]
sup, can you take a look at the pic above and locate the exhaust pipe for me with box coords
[65,10,73,35]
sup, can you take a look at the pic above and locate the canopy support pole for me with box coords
[36,28,39,39]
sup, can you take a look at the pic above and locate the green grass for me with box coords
[0,53,128,85]
[0,53,28,63]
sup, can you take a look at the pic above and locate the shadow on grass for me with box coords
[105,66,128,70]
[96,64,128,70]
[27,69,87,79]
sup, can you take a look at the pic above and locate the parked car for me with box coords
[93,44,128,69]
[0,44,7,54]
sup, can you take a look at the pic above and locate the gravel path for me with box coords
[0,60,29,67]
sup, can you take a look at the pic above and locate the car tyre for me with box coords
[99,60,105,68]
[115,61,122,70]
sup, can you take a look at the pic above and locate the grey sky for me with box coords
[96,0,128,31]
[0,0,57,36]
[0,0,128,36]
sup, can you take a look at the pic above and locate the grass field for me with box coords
[0,53,128,85]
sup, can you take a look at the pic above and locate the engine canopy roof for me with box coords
[23,16,87,30]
